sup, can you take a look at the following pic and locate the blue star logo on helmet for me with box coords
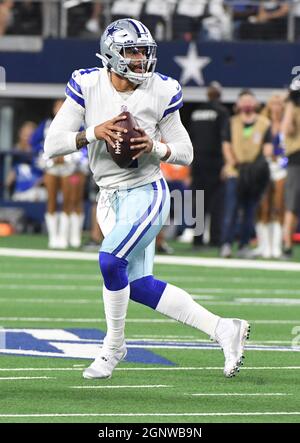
[106,25,121,37]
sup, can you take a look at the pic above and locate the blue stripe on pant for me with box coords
[100,178,170,282]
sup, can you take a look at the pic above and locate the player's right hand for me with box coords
[94,115,128,148]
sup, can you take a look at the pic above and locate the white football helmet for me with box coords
[97,18,157,85]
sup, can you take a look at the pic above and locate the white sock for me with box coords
[58,212,70,249]
[102,284,130,350]
[69,212,84,248]
[254,222,264,255]
[271,221,283,258]
[45,212,58,248]
[156,283,220,338]
[261,223,272,258]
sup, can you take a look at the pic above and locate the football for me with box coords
[106,111,141,168]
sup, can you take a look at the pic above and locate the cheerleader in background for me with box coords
[255,94,287,258]
[67,147,89,248]
[31,99,87,249]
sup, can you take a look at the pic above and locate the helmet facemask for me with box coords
[115,43,157,84]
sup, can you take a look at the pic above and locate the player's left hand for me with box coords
[130,127,153,160]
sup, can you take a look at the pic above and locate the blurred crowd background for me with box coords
[1,0,300,261]
[1,0,300,41]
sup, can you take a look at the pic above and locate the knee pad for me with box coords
[99,252,128,291]
[130,276,167,309]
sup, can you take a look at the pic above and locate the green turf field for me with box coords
[0,235,299,423]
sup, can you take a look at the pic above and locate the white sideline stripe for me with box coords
[2,248,300,271]
[0,366,300,372]
[0,412,299,418]
[0,376,55,380]
[70,385,172,389]
[0,317,298,325]
[188,393,290,397]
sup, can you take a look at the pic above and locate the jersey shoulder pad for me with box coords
[154,72,183,120]
[65,67,101,109]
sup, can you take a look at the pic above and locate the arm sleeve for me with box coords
[158,110,194,166]
[44,97,85,158]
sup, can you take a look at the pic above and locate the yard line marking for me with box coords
[0,317,298,325]
[2,248,300,271]
[187,393,290,397]
[0,317,175,323]
[0,284,100,291]
[0,412,299,418]
[251,320,300,324]
[0,366,300,372]
[190,288,300,295]
[0,273,101,281]
[159,275,300,284]
[238,298,300,305]
[0,273,95,280]
[193,299,300,307]
[0,376,55,380]
[70,385,172,389]
[0,298,96,304]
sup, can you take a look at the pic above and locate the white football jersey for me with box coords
[65,67,183,189]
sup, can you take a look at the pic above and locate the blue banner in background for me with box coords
[0,39,298,88]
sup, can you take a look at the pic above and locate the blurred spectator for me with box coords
[172,0,206,41]
[225,0,259,38]
[141,0,176,41]
[220,90,272,258]
[5,121,46,202]
[201,0,232,41]
[85,1,103,34]
[66,1,103,37]
[12,1,42,35]
[111,0,144,22]
[0,1,13,36]
[15,120,36,150]
[161,163,192,242]
[254,94,287,259]
[239,0,289,40]
[189,82,229,248]
[293,0,300,41]
[281,81,300,259]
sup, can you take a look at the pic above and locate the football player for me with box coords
[44,18,250,379]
